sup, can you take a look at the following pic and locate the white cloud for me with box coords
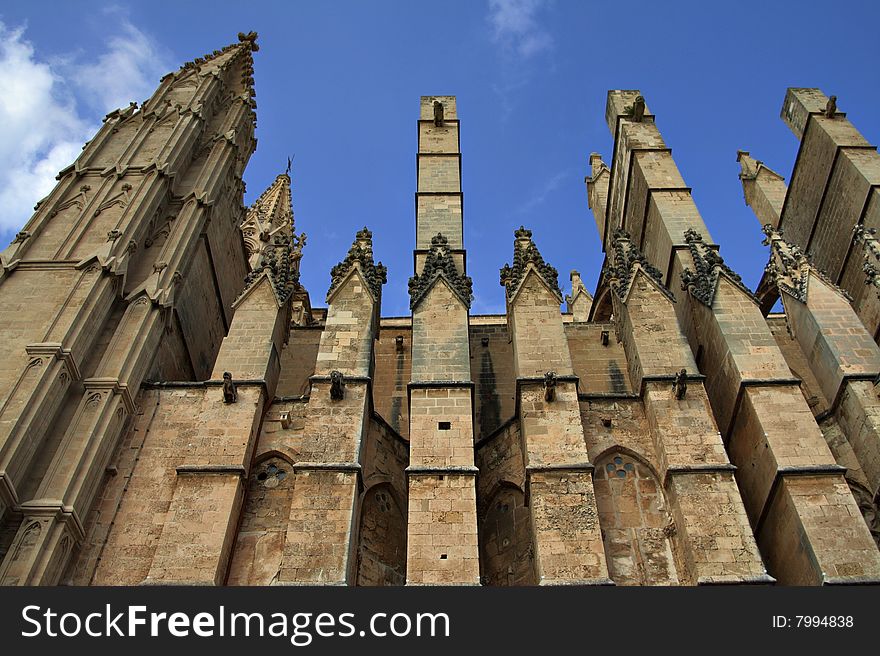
[0,24,91,233]
[0,16,172,235]
[517,169,568,214]
[68,14,172,112]
[488,0,554,59]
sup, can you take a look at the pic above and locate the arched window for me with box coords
[594,451,679,585]
[356,483,406,586]
[227,456,294,585]
[479,483,535,586]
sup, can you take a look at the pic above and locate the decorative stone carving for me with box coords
[409,232,472,309]
[330,370,345,400]
[853,225,880,298]
[762,226,849,303]
[433,100,444,127]
[604,228,670,301]
[543,371,557,402]
[631,95,646,122]
[222,372,237,404]
[12,231,31,244]
[824,95,837,118]
[328,227,387,302]
[846,479,879,548]
[673,369,688,400]
[242,232,302,304]
[680,228,753,306]
[500,226,561,299]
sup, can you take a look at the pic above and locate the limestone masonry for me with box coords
[0,34,878,586]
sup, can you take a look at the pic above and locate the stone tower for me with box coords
[0,32,260,585]
[1,36,878,586]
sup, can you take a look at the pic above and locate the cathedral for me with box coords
[0,33,878,586]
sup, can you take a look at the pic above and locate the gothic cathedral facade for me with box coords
[0,34,878,586]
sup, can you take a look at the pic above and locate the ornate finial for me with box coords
[237,31,259,51]
[679,229,753,306]
[514,225,532,240]
[501,226,562,299]
[408,232,473,310]
[762,226,849,303]
[240,231,303,304]
[286,155,293,175]
[327,227,387,302]
[604,228,671,301]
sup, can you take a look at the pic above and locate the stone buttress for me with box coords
[758,227,880,545]
[502,228,610,585]
[601,230,770,584]
[405,96,480,584]
[771,90,880,340]
[275,228,385,584]
[588,90,880,584]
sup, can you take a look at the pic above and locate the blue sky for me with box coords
[1,1,878,315]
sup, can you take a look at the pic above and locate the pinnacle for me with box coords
[737,150,784,182]
[173,32,259,102]
[246,170,294,233]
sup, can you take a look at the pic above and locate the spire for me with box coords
[237,167,306,306]
[241,171,304,271]
[327,227,387,302]
[500,226,562,300]
[737,150,787,227]
[566,270,593,305]
[605,228,672,301]
[172,31,259,109]
[408,233,473,310]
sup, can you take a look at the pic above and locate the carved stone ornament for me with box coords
[604,228,670,301]
[328,227,387,302]
[500,226,562,299]
[853,225,880,299]
[672,369,688,400]
[680,229,754,306]
[762,225,849,303]
[409,232,473,310]
[330,370,345,400]
[222,371,237,404]
[543,371,557,402]
[242,232,302,304]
